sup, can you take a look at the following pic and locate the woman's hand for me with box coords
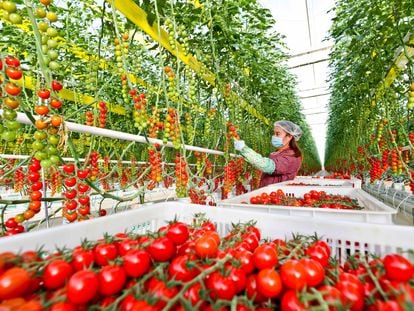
[234,139,246,151]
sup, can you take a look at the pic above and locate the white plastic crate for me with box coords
[0,202,412,264]
[279,177,361,188]
[219,185,396,224]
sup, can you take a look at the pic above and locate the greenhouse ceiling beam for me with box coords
[372,33,414,102]
[112,0,271,126]
[6,110,236,157]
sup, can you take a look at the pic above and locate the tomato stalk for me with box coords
[361,259,388,301]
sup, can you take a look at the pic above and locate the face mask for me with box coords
[271,136,284,148]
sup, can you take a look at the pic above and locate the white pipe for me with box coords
[10,111,237,157]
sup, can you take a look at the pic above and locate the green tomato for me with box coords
[49,155,60,165]
[32,140,45,151]
[46,145,58,155]
[48,135,59,145]
[49,61,60,70]
[47,39,58,48]
[2,108,17,121]
[8,13,22,24]
[40,159,52,168]
[34,130,48,140]
[1,130,16,142]
[34,151,47,160]
[38,21,49,32]
[47,49,58,60]
[4,120,22,130]
[42,45,49,54]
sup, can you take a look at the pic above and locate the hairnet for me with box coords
[274,120,302,141]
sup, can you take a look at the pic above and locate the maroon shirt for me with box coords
[259,148,302,188]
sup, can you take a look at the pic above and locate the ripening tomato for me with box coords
[30,190,42,201]
[6,67,22,80]
[50,98,62,109]
[0,267,31,300]
[5,56,20,67]
[5,83,21,96]
[49,302,77,311]
[43,259,73,289]
[66,270,99,305]
[37,89,50,99]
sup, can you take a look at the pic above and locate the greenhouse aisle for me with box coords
[0,0,413,309]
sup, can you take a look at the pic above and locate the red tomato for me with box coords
[63,164,75,174]
[94,243,118,266]
[6,67,22,80]
[227,266,247,294]
[206,271,236,301]
[335,280,364,311]
[43,259,73,289]
[280,260,307,290]
[51,80,63,91]
[117,239,139,256]
[245,274,267,303]
[67,270,99,304]
[49,302,77,311]
[300,258,325,287]
[235,250,255,275]
[281,290,306,311]
[195,235,218,259]
[5,83,21,96]
[169,255,198,282]
[166,222,189,245]
[383,254,414,282]
[37,89,51,99]
[0,267,30,300]
[317,285,343,310]
[183,283,202,306]
[15,300,42,311]
[373,300,403,311]
[201,221,216,231]
[314,240,331,257]
[98,265,126,296]
[77,183,90,193]
[77,169,89,179]
[64,177,77,188]
[256,269,282,298]
[242,232,259,252]
[147,277,178,309]
[5,56,20,67]
[131,300,158,311]
[148,236,176,262]
[306,245,330,267]
[177,240,196,256]
[253,244,278,270]
[120,294,137,311]
[71,249,95,271]
[122,249,151,278]
[247,226,261,240]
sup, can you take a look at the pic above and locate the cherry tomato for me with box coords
[98,265,126,296]
[71,249,95,271]
[206,271,236,301]
[300,258,325,287]
[227,266,247,294]
[201,221,216,231]
[49,302,77,311]
[6,67,22,80]
[67,270,99,305]
[166,222,189,245]
[94,243,118,266]
[37,89,50,99]
[383,254,414,282]
[253,244,278,270]
[122,249,151,278]
[43,259,73,289]
[0,267,30,300]
[335,280,364,311]
[306,244,330,267]
[280,260,307,290]
[169,255,198,282]
[195,235,218,259]
[317,285,343,310]
[51,80,63,91]
[148,236,176,262]
[63,164,75,174]
[235,250,255,275]
[5,56,20,67]
[147,277,178,309]
[256,268,282,298]
[281,290,306,311]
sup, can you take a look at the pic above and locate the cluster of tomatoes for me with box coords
[248,189,362,210]
[188,187,215,206]
[0,1,23,24]
[1,56,23,143]
[13,167,24,193]
[50,167,62,196]
[227,122,240,140]
[408,83,414,109]
[390,149,403,176]
[131,89,149,131]
[368,157,383,183]
[148,145,162,183]
[148,107,164,139]
[174,154,188,198]
[62,163,91,223]
[85,110,94,126]
[0,217,413,310]
[164,18,189,56]
[97,102,107,128]
[163,107,181,149]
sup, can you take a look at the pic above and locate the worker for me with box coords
[234,120,303,187]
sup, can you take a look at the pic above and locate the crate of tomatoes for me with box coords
[0,201,413,310]
[219,186,396,224]
[278,176,362,188]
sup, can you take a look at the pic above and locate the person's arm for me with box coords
[234,140,275,174]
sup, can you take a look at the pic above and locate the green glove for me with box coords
[239,145,275,174]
